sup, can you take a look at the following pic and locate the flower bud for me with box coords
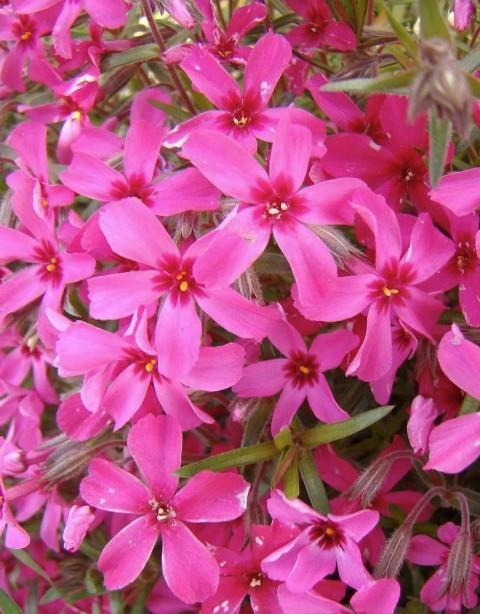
[445,530,473,597]
[375,525,412,579]
[349,457,392,508]
[408,37,472,137]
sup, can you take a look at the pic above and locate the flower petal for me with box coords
[98,515,160,590]
[173,470,249,522]
[80,458,150,514]
[161,521,219,604]
[127,414,181,501]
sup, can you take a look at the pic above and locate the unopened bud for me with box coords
[40,437,103,487]
[445,530,473,597]
[349,458,392,508]
[375,525,412,578]
[408,38,472,137]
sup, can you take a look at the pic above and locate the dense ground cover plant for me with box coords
[2,0,480,611]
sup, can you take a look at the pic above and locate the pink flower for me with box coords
[322,96,437,215]
[408,522,480,612]
[297,190,454,381]
[61,120,220,214]
[0,194,95,342]
[62,504,95,552]
[201,522,298,613]
[87,198,276,378]
[80,414,250,602]
[453,0,475,30]
[285,0,356,51]
[407,395,438,457]
[56,310,245,429]
[7,120,74,220]
[182,115,363,306]
[262,490,379,591]
[165,31,296,152]
[234,318,357,434]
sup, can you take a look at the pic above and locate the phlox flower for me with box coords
[7,120,74,220]
[0,193,95,342]
[0,6,57,91]
[408,522,480,612]
[87,197,277,379]
[423,324,480,473]
[261,490,379,592]
[56,309,245,430]
[234,318,357,434]
[182,115,363,306]
[61,119,220,214]
[165,0,267,65]
[201,522,298,614]
[297,189,454,381]
[165,31,295,152]
[285,0,356,51]
[80,414,250,603]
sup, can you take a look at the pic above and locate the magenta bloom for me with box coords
[56,314,245,429]
[0,199,94,340]
[182,116,363,305]
[7,120,74,220]
[80,414,249,602]
[262,490,379,591]
[408,523,480,612]
[234,318,357,434]
[435,213,480,326]
[202,522,297,613]
[297,190,454,381]
[87,198,276,378]
[61,120,219,214]
[165,31,294,152]
[322,96,434,213]
[285,0,356,51]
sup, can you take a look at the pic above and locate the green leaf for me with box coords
[299,449,329,514]
[176,440,278,477]
[11,549,53,584]
[148,99,191,121]
[102,44,160,70]
[384,3,418,59]
[418,0,450,41]
[321,70,415,94]
[428,110,451,188]
[40,587,63,605]
[241,401,272,447]
[467,74,480,98]
[461,47,480,73]
[459,394,480,415]
[0,589,22,614]
[354,0,368,37]
[283,456,300,499]
[300,405,395,448]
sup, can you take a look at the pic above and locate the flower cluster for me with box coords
[1,0,480,612]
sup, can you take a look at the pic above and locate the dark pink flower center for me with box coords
[284,351,319,388]
[246,571,265,589]
[453,240,477,274]
[155,256,201,302]
[34,241,62,284]
[215,37,235,59]
[370,261,415,304]
[149,499,175,523]
[111,175,155,207]
[12,15,36,46]
[310,520,345,549]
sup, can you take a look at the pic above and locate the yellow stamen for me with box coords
[41,197,48,208]
[176,271,186,280]
[382,286,399,297]
[20,31,32,41]
[233,113,249,127]
[179,280,189,292]
[325,527,335,536]
[144,358,157,373]
[71,110,82,121]
[299,365,310,375]
[46,257,57,272]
